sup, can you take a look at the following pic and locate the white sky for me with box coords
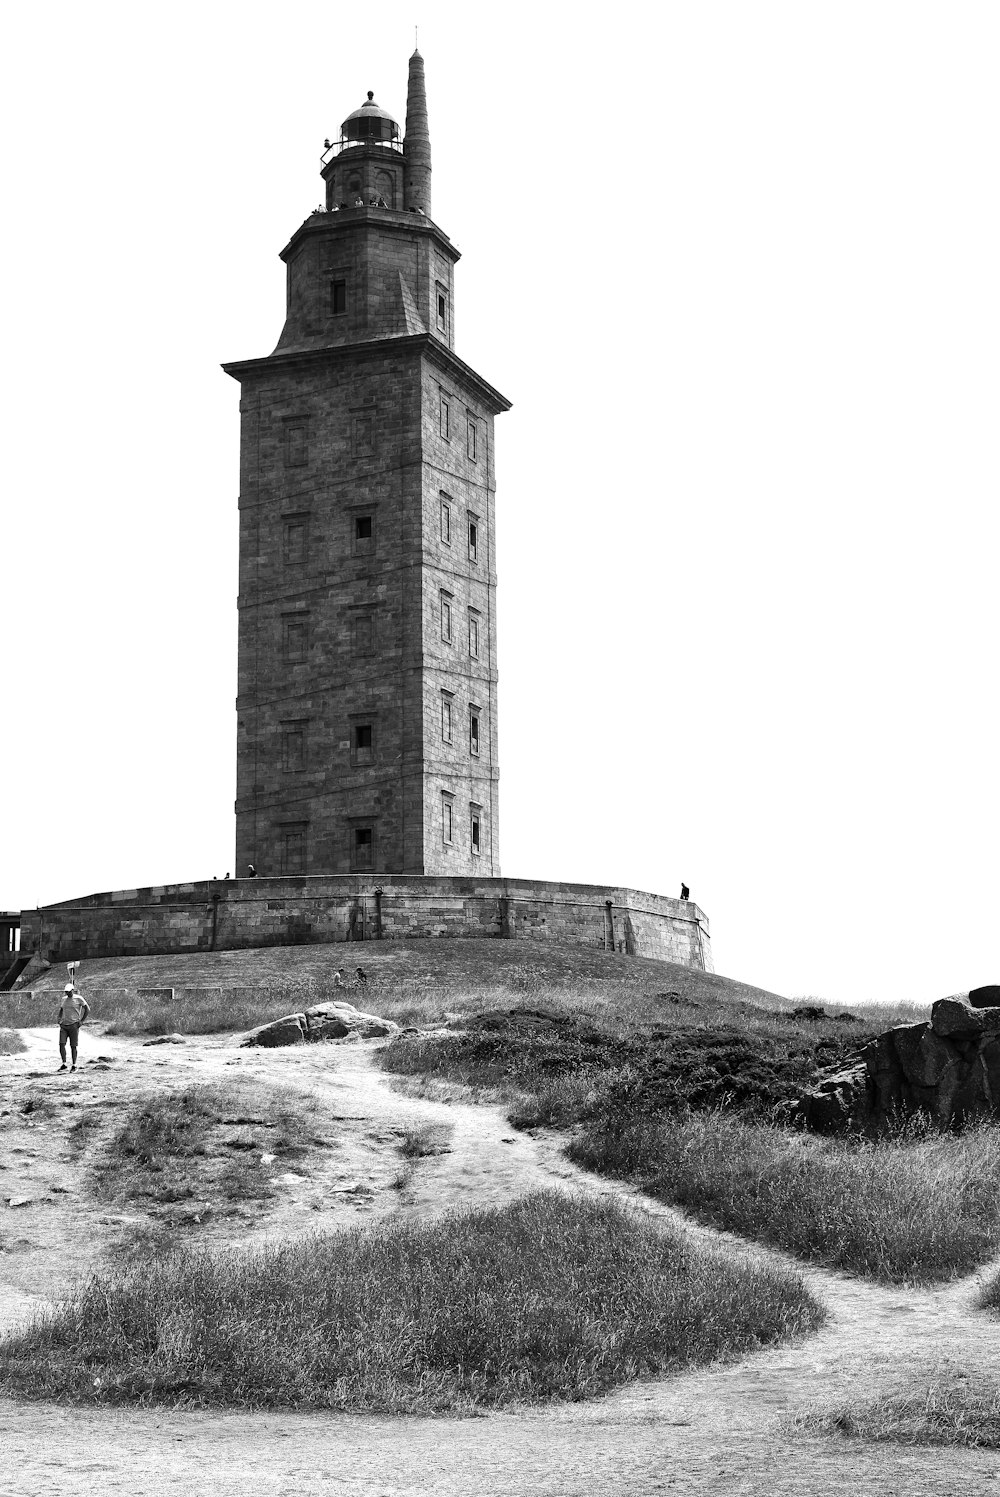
[3,1,998,1006]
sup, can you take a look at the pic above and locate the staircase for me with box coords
[0,955,30,992]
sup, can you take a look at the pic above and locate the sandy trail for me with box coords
[3,1028,1000,1495]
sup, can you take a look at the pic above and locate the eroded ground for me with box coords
[4,1026,1000,1495]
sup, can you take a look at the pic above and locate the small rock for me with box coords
[143,1035,187,1047]
[260,1152,276,1165]
[276,1172,306,1186]
[7,1197,33,1209]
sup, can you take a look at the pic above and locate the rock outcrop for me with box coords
[241,1000,398,1048]
[800,995,1000,1131]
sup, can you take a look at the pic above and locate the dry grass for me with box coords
[0,1028,27,1055]
[78,1079,325,1225]
[797,1358,1000,1447]
[397,1121,453,1159]
[568,1111,1000,1284]
[0,1190,824,1411]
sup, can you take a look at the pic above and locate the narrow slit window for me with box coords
[470,811,481,855]
[467,420,477,462]
[440,592,452,643]
[353,514,374,555]
[352,723,374,765]
[440,499,451,544]
[442,796,454,845]
[468,613,479,659]
[439,396,450,440]
[468,518,479,563]
[441,696,453,743]
[469,709,481,757]
[331,279,347,315]
[352,826,373,871]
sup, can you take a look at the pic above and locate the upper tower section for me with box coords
[320,91,404,212]
[274,50,452,357]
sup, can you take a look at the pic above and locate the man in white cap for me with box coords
[57,982,90,1072]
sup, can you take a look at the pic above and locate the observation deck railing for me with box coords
[321,137,404,168]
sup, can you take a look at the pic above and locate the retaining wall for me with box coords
[17,875,712,971]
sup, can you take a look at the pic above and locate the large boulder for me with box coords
[892,1022,956,1086]
[799,1062,872,1132]
[241,1015,308,1048]
[304,1002,398,1040]
[969,985,1000,1009]
[241,1003,398,1047]
[931,998,984,1039]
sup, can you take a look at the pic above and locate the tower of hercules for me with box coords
[225,51,509,881]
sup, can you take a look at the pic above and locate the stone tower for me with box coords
[224,52,510,880]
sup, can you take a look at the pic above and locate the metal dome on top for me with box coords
[340,92,400,144]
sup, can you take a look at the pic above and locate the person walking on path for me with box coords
[57,983,89,1072]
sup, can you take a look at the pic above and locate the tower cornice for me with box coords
[278,207,459,267]
[222,333,511,415]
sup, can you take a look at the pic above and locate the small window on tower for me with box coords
[468,612,480,659]
[441,693,453,743]
[442,794,454,845]
[437,293,446,324]
[285,423,308,468]
[467,419,477,463]
[352,414,374,457]
[353,614,374,654]
[352,826,374,871]
[282,516,309,566]
[281,721,306,773]
[469,707,481,757]
[353,514,374,556]
[331,279,347,315]
[470,809,482,856]
[352,723,374,765]
[282,614,308,662]
[280,824,306,875]
[439,396,450,440]
[468,517,479,563]
[440,499,451,545]
[439,591,453,643]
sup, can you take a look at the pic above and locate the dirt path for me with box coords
[3,1029,1000,1495]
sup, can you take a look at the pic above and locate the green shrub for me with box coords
[381,1005,880,1124]
[569,1111,1000,1284]
[0,1191,824,1411]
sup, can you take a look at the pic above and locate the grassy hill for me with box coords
[4,939,791,1034]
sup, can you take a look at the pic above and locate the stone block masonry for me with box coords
[18,877,712,972]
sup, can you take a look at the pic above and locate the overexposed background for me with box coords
[3,1,998,1005]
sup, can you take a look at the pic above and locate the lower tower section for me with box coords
[227,328,507,878]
